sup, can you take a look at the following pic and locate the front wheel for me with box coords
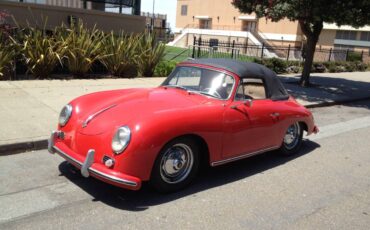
[279,122,303,156]
[150,137,200,193]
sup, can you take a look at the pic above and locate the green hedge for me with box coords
[312,61,369,73]
[152,58,370,78]
[154,60,178,77]
[251,57,369,74]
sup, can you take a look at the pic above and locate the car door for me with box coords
[222,78,282,159]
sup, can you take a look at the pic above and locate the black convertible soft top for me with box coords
[182,58,289,101]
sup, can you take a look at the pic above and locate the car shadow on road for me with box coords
[58,139,320,212]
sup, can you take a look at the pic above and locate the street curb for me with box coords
[0,139,48,156]
[1,96,370,156]
[305,96,370,109]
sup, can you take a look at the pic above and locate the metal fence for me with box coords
[190,37,369,63]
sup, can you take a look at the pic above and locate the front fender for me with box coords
[120,105,225,181]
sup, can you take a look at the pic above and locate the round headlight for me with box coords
[112,126,131,154]
[59,104,73,127]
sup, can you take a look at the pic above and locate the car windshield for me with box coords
[162,66,235,100]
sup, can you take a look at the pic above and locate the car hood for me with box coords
[71,87,210,135]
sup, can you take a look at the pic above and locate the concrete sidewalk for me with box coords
[0,72,369,153]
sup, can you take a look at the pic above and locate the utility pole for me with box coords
[152,0,155,33]
[119,0,123,14]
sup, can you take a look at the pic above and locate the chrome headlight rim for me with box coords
[112,126,131,154]
[59,104,73,127]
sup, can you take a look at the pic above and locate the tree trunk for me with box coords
[300,37,316,86]
[299,21,323,87]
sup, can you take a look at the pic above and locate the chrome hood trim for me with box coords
[82,104,117,128]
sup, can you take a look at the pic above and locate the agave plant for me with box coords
[0,33,16,79]
[100,32,138,77]
[21,28,62,79]
[134,33,166,77]
[61,22,105,77]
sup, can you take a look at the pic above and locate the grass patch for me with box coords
[164,46,189,62]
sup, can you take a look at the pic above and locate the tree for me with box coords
[232,0,370,86]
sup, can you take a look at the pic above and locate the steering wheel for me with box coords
[202,88,222,98]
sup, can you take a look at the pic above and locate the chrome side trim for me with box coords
[52,146,138,187]
[82,104,117,128]
[211,146,280,166]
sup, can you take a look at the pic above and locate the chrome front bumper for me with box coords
[48,132,138,189]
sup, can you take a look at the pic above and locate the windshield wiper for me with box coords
[163,85,189,91]
[198,91,219,98]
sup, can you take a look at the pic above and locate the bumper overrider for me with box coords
[48,131,141,190]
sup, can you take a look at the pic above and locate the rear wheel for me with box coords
[150,137,200,193]
[279,122,303,156]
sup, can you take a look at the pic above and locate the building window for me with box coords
[199,19,212,29]
[24,0,46,3]
[335,30,357,40]
[360,32,370,41]
[181,5,188,16]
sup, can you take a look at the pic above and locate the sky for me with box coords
[140,0,177,30]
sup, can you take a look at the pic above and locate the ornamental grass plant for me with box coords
[60,22,106,77]
[21,26,63,79]
[134,33,166,77]
[0,33,16,79]
[100,32,138,77]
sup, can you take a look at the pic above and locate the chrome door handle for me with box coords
[270,112,280,117]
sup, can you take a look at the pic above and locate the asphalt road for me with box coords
[1,100,370,230]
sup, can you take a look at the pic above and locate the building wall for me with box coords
[317,30,336,49]
[5,0,93,9]
[175,0,370,50]
[45,0,92,9]
[176,0,303,44]
[257,18,302,40]
[176,0,252,31]
[0,1,145,34]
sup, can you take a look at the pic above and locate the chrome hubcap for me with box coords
[160,143,194,184]
[284,123,300,150]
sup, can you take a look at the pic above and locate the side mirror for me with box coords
[244,99,253,107]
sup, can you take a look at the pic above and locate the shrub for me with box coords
[343,62,355,72]
[286,65,301,73]
[285,60,302,73]
[100,32,138,77]
[319,61,369,73]
[60,22,105,77]
[322,62,337,73]
[312,62,326,73]
[347,52,362,62]
[354,61,368,71]
[0,34,16,79]
[21,28,62,79]
[251,57,263,65]
[134,34,166,77]
[335,65,346,72]
[263,58,287,74]
[154,60,178,76]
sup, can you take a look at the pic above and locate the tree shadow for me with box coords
[279,74,370,108]
[58,139,320,212]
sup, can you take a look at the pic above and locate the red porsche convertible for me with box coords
[48,59,318,192]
